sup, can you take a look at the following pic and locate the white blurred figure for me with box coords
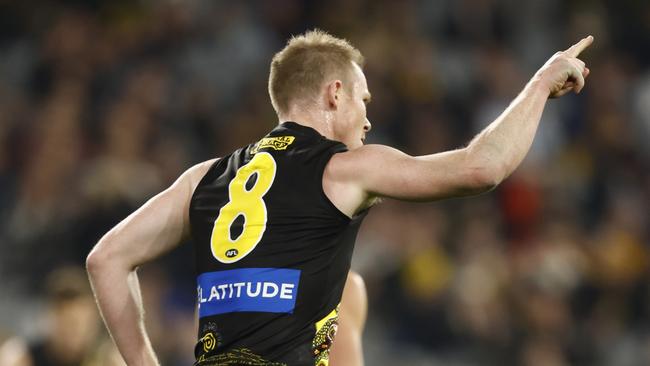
[0,336,31,366]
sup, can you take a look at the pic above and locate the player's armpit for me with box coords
[325,144,499,208]
[87,158,217,271]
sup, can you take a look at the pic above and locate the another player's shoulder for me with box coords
[340,271,368,329]
[345,271,366,297]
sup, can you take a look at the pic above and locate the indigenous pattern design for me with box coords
[195,348,286,366]
[312,306,339,366]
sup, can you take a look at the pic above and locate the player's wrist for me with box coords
[527,73,553,98]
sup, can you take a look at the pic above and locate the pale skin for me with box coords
[0,337,31,366]
[329,271,367,366]
[86,36,593,365]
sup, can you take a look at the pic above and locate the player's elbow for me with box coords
[86,245,107,277]
[86,237,130,277]
[461,147,508,194]
[465,164,504,194]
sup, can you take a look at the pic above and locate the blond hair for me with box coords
[268,29,364,116]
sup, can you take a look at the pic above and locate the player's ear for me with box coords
[326,80,343,109]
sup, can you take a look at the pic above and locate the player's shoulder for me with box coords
[344,271,367,304]
[325,144,408,185]
[329,144,405,169]
[176,158,219,192]
[186,158,219,177]
[341,271,368,329]
[333,144,399,159]
[346,271,366,292]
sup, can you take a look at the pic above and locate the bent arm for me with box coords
[86,159,215,366]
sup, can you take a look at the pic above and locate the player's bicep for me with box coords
[335,145,495,202]
[89,160,216,270]
[98,185,189,268]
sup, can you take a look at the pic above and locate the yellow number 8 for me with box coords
[211,152,277,263]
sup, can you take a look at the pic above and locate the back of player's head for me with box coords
[268,29,364,116]
[45,265,92,305]
[43,266,100,360]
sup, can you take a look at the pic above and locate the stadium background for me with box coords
[1,0,649,365]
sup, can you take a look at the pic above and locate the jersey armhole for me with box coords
[317,145,353,223]
[188,157,227,220]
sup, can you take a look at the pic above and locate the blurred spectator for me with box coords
[0,336,31,366]
[25,266,100,366]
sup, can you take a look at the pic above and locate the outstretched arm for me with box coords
[86,159,215,366]
[464,36,592,186]
[324,37,593,215]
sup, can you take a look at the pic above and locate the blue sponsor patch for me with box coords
[197,268,301,318]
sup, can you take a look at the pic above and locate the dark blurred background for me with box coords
[0,0,649,365]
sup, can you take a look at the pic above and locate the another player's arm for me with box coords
[329,271,368,366]
[86,159,216,366]
[326,37,593,211]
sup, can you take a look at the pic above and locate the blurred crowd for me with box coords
[1,0,649,365]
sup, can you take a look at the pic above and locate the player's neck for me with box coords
[278,108,335,140]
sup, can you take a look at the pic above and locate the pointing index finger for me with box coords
[564,35,594,58]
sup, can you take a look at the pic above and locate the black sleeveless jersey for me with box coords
[189,122,368,366]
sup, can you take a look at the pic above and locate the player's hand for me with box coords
[535,36,593,98]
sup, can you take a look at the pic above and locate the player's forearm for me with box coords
[465,76,550,184]
[86,253,159,366]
